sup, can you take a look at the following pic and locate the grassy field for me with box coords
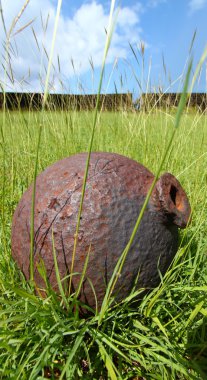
[0,107,207,379]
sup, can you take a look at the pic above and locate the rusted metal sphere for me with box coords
[12,152,191,309]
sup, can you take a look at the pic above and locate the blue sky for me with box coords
[0,0,207,96]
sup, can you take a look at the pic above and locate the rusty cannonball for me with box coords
[12,152,191,309]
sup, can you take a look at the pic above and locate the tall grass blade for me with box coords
[0,0,7,36]
[29,121,42,282]
[12,18,36,37]
[29,0,63,282]
[184,301,204,329]
[189,29,197,54]
[51,228,70,310]
[96,340,119,380]
[98,61,192,324]
[189,45,207,94]
[74,245,91,300]
[59,328,87,380]
[69,0,118,294]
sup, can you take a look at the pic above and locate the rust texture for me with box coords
[11,152,191,309]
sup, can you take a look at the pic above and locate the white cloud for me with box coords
[189,0,207,11]
[0,0,142,92]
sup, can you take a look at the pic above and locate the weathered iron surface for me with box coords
[11,152,191,309]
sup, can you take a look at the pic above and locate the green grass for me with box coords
[1,2,207,378]
[0,107,207,379]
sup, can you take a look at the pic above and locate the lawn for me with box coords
[0,107,207,379]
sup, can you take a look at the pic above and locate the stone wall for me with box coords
[138,93,207,112]
[0,92,133,111]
